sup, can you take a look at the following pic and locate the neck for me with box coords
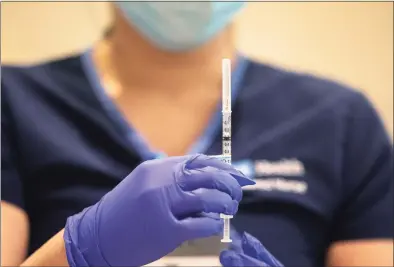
[93,9,237,94]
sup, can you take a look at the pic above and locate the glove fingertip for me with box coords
[241,231,264,258]
[230,173,256,187]
[243,231,265,249]
[184,154,208,169]
[242,232,254,245]
[242,232,284,267]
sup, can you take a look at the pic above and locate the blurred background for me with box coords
[1,2,393,136]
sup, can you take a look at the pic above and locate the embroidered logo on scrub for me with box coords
[233,158,308,194]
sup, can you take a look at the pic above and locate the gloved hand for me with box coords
[220,231,283,267]
[64,154,254,267]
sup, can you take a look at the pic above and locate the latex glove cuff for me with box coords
[64,204,109,267]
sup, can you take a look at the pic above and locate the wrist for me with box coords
[64,204,109,267]
[20,229,69,266]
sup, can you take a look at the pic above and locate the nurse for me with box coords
[2,1,393,267]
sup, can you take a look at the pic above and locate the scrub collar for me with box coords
[81,49,249,160]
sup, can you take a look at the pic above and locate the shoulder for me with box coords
[241,57,384,128]
[1,55,82,90]
[1,54,91,110]
[244,57,363,107]
[2,54,85,96]
[2,54,84,79]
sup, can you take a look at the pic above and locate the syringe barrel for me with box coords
[220,214,233,243]
[223,218,230,236]
[222,111,231,159]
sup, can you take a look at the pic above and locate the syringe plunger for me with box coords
[222,59,231,113]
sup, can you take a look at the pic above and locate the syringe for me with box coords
[220,58,233,243]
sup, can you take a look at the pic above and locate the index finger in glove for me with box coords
[178,168,243,202]
[184,154,255,187]
[173,188,238,217]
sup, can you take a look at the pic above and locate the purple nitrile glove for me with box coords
[220,231,284,267]
[64,154,255,267]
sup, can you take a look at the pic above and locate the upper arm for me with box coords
[327,240,393,267]
[1,87,30,266]
[1,201,30,266]
[327,93,393,266]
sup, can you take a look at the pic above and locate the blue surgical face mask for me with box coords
[115,2,245,51]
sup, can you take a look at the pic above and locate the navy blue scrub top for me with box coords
[2,52,393,267]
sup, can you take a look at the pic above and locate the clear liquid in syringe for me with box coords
[222,112,231,164]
